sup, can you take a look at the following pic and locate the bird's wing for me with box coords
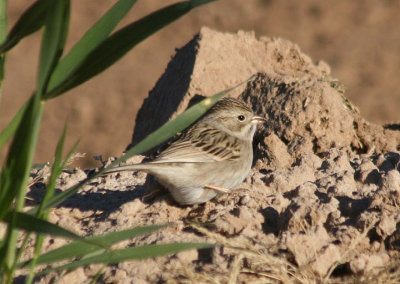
[151,123,241,164]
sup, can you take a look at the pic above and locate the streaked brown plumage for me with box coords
[105,97,266,205]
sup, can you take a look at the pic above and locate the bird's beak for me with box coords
[251,116,267,124]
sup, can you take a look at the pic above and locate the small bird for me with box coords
[105,97,266,205]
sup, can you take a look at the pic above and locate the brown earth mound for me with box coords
[15,28,400,283]
[129,27,399,158]
[243,73,400,168]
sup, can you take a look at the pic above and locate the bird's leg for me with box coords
[204,185,229,194]
[141,177,169,203]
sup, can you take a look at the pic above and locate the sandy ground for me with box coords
[0,0,399,168]
[10,28,400,283]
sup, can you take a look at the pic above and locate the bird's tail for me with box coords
[101,163,152,175]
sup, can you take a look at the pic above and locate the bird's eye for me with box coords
[237,115,245,121]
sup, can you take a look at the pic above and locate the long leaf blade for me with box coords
[0,0,136,147]
[3,212,82,240]
[0,97,31,150]
[0,0,52,54]
[25,125,79,283]
[115,77,254,166]
[20,225,166,266]
[0,0,70,218]
[39,243,213,274]
[47,0,137,95]
[0,1,70,269]
[0,0,7,99]
[44,0,215,99]
[31,78,250,212]
[36,123,68,214]
[0,98,43,219]
[36,0,70,94]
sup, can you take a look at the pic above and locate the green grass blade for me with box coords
[0,98,43,219]
[20,225,166,267]
[3,212,82,240]
[36,123,69,215]
[0,0,52,54]
[28,176,91,216]
[47,0,137,95]
[36,0,70,95]
[37,138,81,208]
[114,77,254,166]
[0,2,70,271]
[3,212,107,250]
[0,0,7,103]
[44,0,216,99]
[0,0,70,146]
[0,97,31,149]
[0,88,43,272]
[0,0,70,220]
[26,124,78,284]
[38,243,213,274]
[28,77,252,212]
